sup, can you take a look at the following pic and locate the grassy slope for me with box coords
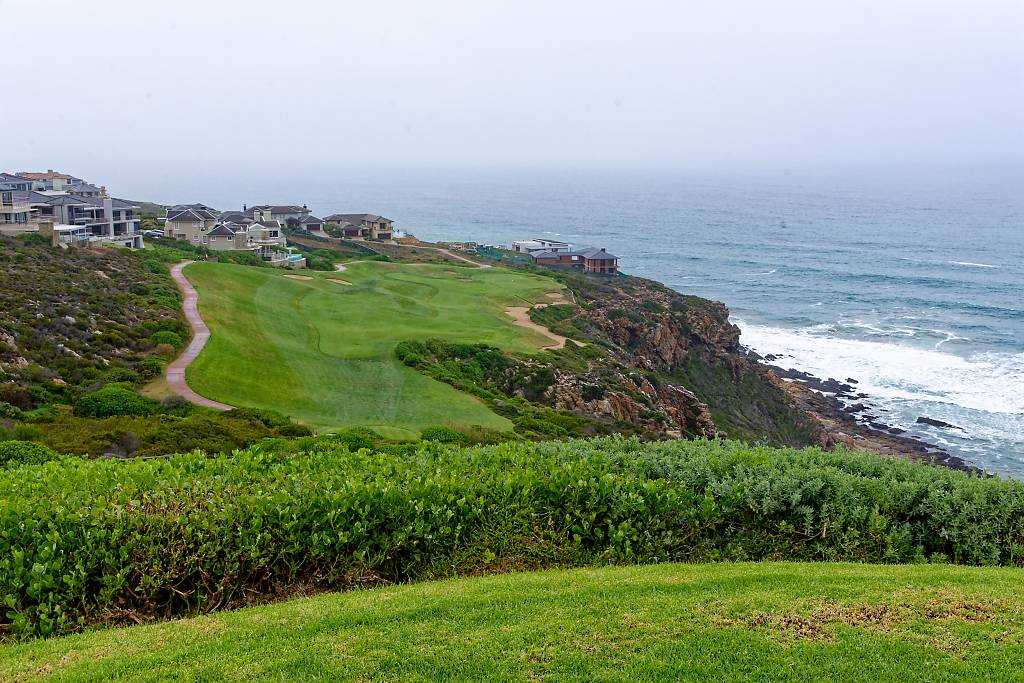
[5,562,1024,682]
[185,261,562,434]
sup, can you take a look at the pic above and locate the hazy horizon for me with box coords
[3,0,1023,179]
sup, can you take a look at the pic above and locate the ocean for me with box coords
[144,165,1024,476]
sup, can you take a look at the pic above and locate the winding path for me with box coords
[166,261,233,410]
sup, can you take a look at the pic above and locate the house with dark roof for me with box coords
[166,208,219,242]
[168,203,219,215]
[0,173,32,192]
[323,213,394,240]
[297,215,325,232]
[249,204,311,228]
[0,170,144,247]
[531,246,618,275]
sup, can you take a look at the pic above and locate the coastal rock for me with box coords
[916,416,965,431]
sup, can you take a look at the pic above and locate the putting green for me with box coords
[184,261,564,433]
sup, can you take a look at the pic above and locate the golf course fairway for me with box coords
[183,260,566,434]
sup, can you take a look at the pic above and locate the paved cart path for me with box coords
[166,261,233,410]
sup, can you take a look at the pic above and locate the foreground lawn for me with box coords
[184,261,562,433]
[4,562,1024,682]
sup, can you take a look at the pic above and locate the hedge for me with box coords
[0,441,60,469]
[2,437,1023,638]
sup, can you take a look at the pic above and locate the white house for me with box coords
[512,238,574,254]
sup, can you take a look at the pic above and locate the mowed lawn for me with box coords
[6,562,1024,682]
[183,261,563,434]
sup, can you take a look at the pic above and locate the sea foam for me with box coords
[739,321,1024,417]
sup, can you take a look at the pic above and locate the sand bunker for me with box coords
[505,306,570,350]
[326,278,352,285]
[283,274,313,280]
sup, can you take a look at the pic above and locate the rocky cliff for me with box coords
[529,272,823,446]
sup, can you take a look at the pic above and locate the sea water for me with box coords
[159,165,1024,476]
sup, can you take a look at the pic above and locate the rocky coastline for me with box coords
[752,352,977,473]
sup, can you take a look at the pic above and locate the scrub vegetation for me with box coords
[3,436,1023,639]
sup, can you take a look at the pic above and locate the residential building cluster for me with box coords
[163,204,306,268]
[0,170,143,248]
[512,238,618,275]
[160,203,399,268]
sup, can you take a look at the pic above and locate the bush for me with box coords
[74,385,158,418]
[0,401,23,420]
[0,440,60,468]
[322,426,383,451]
[3,437,1024,638]
[150,330,183,348]
[420,425,470,444]
[137,358,164,379]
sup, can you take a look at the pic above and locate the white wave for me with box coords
[949,261,999,269]
[740,268,777,276]
[738,322,1024,417]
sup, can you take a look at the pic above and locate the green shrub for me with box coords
[3,437,1024,638]
[74,385,158,418]
[137,358,164,379]
[0,401,23,420]
[322,426,383,451]
[150,330,183,348]
[642,301,665,313]
[420,425,470,444]
[0,440,60,468]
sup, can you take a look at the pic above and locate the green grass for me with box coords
[184,261,563,433]
[5,562,1024,682]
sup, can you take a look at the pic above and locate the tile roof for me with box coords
[324,213,388,223]
[167,209,210,222]
[18,171,74,180]
[207,224,236,237]
[574,247,618,260]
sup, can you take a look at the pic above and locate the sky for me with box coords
[2,0,1023,179]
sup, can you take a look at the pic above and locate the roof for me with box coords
[0,173,30,185]
[68,183,102,194]
[324,213,388,223]
[218,210,250,221]
[253,205,309,214]
[531,250,566,259]
[18,170,74,180]
[166,209,212,222]
[299,215,323,224]
[574,247,618,260]
[255,219,281,229]
[42,194,91,206]
[207,224,236,237]
[110,198,140,209]
[168,203,218,213]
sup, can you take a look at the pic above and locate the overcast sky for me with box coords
[2,0,1022,177]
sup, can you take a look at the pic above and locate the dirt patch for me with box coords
[283,274,313,281]
[506,307,570,350]
[712,592,1001,644]
[546,290,569,303]
[326,278,352,286]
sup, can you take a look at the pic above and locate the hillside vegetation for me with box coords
[0,235,184,411]
[0,237,309,457]
[4,562,1024,682]
[184,261,566,434]
[3,436,1022,638]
